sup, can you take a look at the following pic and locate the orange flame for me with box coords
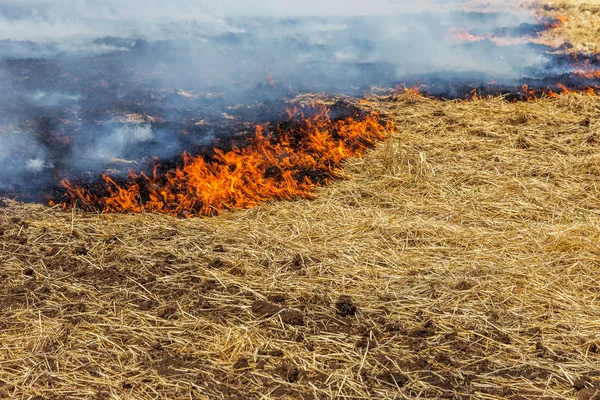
[573,59,600,79]
[447,27,490,43]
[56,104,391,217]
[557,83,575,94]
[551,15,568,29]
[469,88,480,101]
[266,69,276,88]
[395,84,422,96]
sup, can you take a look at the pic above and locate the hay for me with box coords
[2,0,600,398]
[460,0,600,53]
[2,90,600,399]
[537,0,600,53]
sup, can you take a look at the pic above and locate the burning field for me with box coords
[1,0,600,399]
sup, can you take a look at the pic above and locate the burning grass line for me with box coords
[53,103,391,218]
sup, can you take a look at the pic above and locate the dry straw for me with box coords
[1,88,599,399]
[2,2,600,396]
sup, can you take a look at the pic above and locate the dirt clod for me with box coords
[252,300,282,317]
[213,245,227,252]
[267,293,287,304]
[233,358,250,370]
[410,320,436,338]
[493,331,511,344]
[434,352,454,366]
[270,349,284,357]
[280,309,305,326]
[74,245,88,256]
[454,280,473,291]
[579,387,600,400]
[574,379,589,391]
[275,363,300,383]
[10,217,28,228]
[378,371,408,387]
[208,258,234,269]
[356,337,377,350]
[157,303,179,320]
[335,295,357,317]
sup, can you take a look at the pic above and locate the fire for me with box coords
[447,14,574,48]
[549,84,596,97]
[266,70,276,88]
[469,88,480,101]
[446,27,549,46]
[557,83,575,95]
[395,84,422,96]
[54,104,390,217]
[447,27,489,43]
[521,83,599,100]
[551,15,568,29]
[573,59,600,79]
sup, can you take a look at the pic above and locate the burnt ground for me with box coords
[1,91,600,399]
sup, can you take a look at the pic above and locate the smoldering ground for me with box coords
[0,0,568,197]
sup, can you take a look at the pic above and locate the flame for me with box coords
[55,104,391,217]
[557,83,574,94]
[551,84,598,97]
[469,88,480,101]
[447,27,489,43]
[395,84,422,96]
[520,83,599,100]
[573,59,600,79]
[551,15,568,29]
[447,15,573,48]
[446,27,547,46]
[266,70,276,88]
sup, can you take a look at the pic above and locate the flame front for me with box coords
[573,59,600,79]
[56,104,390,217]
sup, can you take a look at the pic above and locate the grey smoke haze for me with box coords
[0,0,544,80]
[0,132,49,191]
[0,0,554,196]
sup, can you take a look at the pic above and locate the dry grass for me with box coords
[2,1,600,399]
[460,0,600,53]
[2,90,600,399]
[537,0,600,53]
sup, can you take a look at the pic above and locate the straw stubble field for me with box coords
[2,2,600,400]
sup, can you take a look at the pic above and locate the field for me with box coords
[537,0,600,53]
[1,1,600,399]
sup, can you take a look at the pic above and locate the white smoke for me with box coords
[0,0,553,196]
[0,0,531,42]
[0,0,542,78]
[82,124,155,161]
[0,132,49,190]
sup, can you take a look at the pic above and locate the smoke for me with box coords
[82,124,154,161]
[0,0,558,196]
[0,0,544,83]
[0,131,49,191]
